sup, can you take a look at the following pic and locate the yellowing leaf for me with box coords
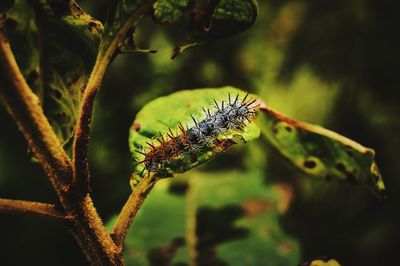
[259,106,386,198]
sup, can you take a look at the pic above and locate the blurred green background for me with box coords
[1,0,399,265]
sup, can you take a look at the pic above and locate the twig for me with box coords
[1,1,156,263]
[111,174,156,251]
[0,20,72,198]
[0,198,64,221]
[72,1,154,196]
[0,23,122,265]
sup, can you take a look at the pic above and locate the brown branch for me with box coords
[1,2,156,263]
[111,174,156,252]
[0,198,64,221]
[0,19,72,198]
[72,1,154,197]
[0,23,122,265]
[68,195,124,265]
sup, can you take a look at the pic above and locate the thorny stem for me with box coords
[0,198,64,221]
[0,18,72,201]
[0,20,122,265]
[69,194,123,265]
[72,1,154,197]
[1,1,157,263]
[112,174,156,252]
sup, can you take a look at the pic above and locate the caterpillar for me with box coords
[134,93,259,179]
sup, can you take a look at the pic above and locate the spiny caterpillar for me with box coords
[134,93,259,179]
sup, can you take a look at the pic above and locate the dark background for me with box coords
[1,0,399,265]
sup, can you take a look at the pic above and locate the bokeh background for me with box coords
[1,0,399,265]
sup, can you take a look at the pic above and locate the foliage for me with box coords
[5,0,102,144]
[119,170,300,266]
[152,0,258,57]
[129,87,261,185]
[0,0,394,266]
[259,107,385,197]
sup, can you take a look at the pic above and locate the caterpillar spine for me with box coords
[135,93,259,178]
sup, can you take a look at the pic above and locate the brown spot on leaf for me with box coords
[131,123,141,132]
[242,198,272,217]
[284,125,293,132]
[273,184,294,214]
[303,159,317,169]
[278,242,294,255]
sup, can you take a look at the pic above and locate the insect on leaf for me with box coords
[129,87,262,188]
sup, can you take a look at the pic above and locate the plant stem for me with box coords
[2,2,156,263]
[0,198,64,221]
[0,24,122,265]
[72,1,154,196]
[111,174,156,251]
[68,195,124,265]
[0,21,72,198]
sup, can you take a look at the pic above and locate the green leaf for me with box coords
[152,0,258,58]
[188,171,300,266]
[101,0,151,54]
[30,0,102,144]
[259,106,386,198]
[117,169,300,266]
[129,87,261,187]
